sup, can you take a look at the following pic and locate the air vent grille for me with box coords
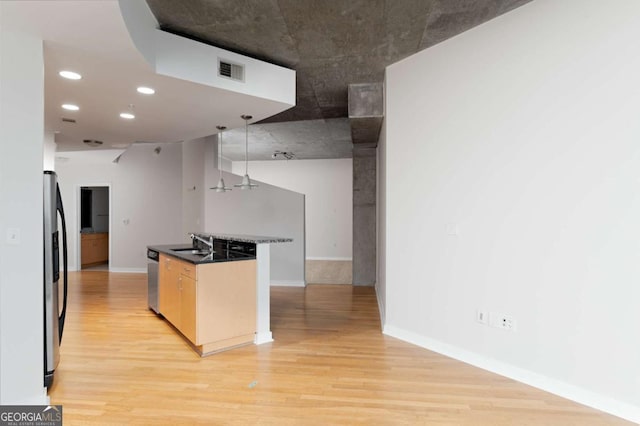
[218,59,244,82]
[61,117,76,123]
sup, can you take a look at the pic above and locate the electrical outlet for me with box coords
[476,310,488,324]
[489,312,517,331]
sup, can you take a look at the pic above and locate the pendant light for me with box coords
[211,125,232,192]
[234,114,258,190]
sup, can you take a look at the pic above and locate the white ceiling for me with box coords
[2,1,295,153]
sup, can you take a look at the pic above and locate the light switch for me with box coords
[6,228,21,245]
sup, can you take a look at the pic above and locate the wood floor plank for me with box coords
[48,272,631,425]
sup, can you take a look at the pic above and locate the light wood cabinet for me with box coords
[159,255,181,327]
[196,260,257,348]
[158,253,256,356]
[81,233,108,267]
[180,274,197,343]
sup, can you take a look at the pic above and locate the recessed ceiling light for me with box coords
[120,112,135,119]
[62,104,79,111]
[59,70,82,80]
[136,86,155,95]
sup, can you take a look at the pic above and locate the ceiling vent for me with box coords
[61,117,76,123]
[83,139,103,147]
[218,58,244,82]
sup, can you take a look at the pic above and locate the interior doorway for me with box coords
[79,186,110,270]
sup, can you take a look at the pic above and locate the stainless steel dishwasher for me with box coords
[147,248,159,313]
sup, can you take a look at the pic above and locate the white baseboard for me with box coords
[109,267,147,273]
[63,266,147,273]
[383,325,640,424]
[270,280,306,287]
[254,331,273,345]
[374,284,385,327]
[306,257,352,261]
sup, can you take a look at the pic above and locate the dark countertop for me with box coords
[148,244,256,265]
[189,232,293,244]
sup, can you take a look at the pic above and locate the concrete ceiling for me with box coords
[147,0,533,126]
[222,118,352,161]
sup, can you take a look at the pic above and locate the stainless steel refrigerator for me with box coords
[43,171,68,388]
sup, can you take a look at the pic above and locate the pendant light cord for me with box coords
[219,131,223,179]
[215,125,227,188]
[236,114,254,189]
[244,119,249,175]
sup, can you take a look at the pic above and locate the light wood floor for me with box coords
[49,271,630,425]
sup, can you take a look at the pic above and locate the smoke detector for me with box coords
[271,151,295,160]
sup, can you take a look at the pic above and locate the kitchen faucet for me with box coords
[190,233,213,251]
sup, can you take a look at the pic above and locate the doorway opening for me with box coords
[79,186,110,271]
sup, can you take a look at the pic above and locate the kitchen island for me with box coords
[148,232,292,355]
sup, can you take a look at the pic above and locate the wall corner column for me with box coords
[349,83,383,286]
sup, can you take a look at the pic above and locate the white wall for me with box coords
[182,136,208,238]
[56,144,183,272]
[383,0,640,422]
[0,26,47,404]
[221,155,232,173]
[205,143,305,285]
[376,113,386,325]
[232,159,352,260]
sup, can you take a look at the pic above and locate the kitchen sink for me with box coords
[171,248,213,256]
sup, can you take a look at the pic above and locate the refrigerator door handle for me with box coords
[56,184,68,342]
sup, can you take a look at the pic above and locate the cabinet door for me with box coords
[80,235,92,265]
[165,269,181,327]
[180,274,197,344]
[82,234,98,265]
[197,260,257,344]
[159,255,180,326]
[158,255,170,314]
[96,233,108,262]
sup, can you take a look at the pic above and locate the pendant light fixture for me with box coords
[234,114,258,190]
[211,125,232,192]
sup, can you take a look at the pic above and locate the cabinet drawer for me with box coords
[166,256,197,280]
[179,262,197,280]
